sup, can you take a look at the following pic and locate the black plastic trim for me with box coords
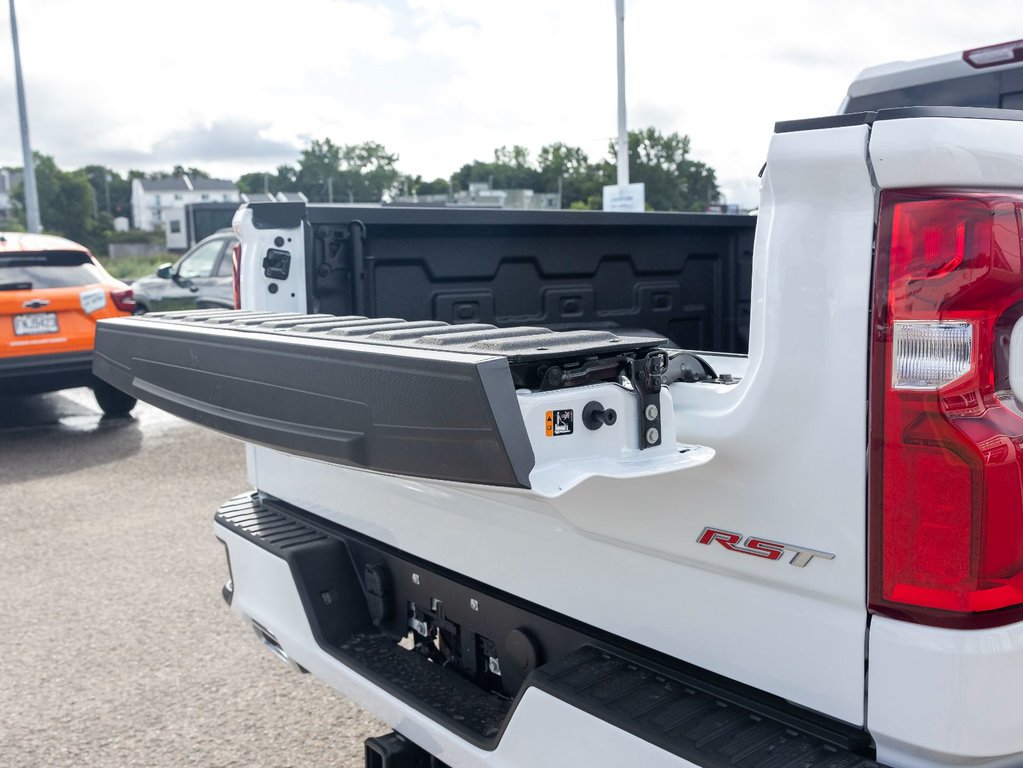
[249,201,306,229]
[305,204,757,229]
[774,112,876,134]
[0,350,96,394]
[217,492,885,766]
[776,106,1023,134]
[93,312,537,488]
[873,105,1023,123]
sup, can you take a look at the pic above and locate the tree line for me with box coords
[241,127,721,212]
[5,127,720,254]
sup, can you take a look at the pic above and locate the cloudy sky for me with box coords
[0,0,1018,207]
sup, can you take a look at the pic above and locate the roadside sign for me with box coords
[602,182,645,212]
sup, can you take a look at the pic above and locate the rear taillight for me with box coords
[869,190,1023,628]
[963,39,1023,68]
[110,287,136,313]
[231,242,241,309]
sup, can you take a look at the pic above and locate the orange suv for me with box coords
[0,232,138,415]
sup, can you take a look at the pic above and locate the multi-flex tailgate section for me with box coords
[93,309,535,487]
[93,309,668,489]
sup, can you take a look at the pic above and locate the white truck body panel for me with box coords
[870,116,1023,189]
[843,51,972,106]
[868,616,1023,768]
[234,206,307,313]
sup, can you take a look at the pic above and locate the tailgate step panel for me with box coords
[93,310,665,488]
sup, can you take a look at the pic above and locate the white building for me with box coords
[131,175,241,247]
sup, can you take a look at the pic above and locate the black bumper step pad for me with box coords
[534,646,882,768]
[216,493,885,766]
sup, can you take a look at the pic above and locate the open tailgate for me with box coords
[93,309,669,488]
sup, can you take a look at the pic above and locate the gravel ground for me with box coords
[0,388,382,767]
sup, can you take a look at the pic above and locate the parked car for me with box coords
[131,230,237,314]
[0,231,137,415]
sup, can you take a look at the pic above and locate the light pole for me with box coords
[8,0,41,232]
[615,0,628,187]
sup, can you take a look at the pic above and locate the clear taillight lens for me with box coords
[891,321,972,390]
[963,39,1023,68]
[870,190,1023,629]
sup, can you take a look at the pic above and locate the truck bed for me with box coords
[251,204,755,354]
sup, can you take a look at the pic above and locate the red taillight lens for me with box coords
[231,242,241,309]
[870,190,1023,628]
[110,287,136,313]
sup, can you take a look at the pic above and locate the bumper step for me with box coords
[217,493,885,766]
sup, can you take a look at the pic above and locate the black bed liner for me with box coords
[280,204,757,355]
[93,309,665,488]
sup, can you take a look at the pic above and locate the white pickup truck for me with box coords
[94,104,1023,768]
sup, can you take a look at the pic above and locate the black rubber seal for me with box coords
[776,105,1023,134]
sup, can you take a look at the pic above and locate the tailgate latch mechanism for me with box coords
[626,350,666,449]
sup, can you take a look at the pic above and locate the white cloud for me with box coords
[1,0,1020,205]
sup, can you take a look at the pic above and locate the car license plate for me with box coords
[13,312,59,336]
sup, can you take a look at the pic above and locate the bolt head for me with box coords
[470,598,479,611]
[411,573,420,585]
[646,427,660,445]
[644,404,659,421]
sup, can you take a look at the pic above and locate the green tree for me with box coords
[402,175,449,197]
[172,165,210,179]
[606,128,720,211]
[14,154,102,251]
[536,142,608,209]
[237,165,298,196]
[81,165,132,221]
[296,139,400,203]
[451,145,542,194]
[238,171,273,195]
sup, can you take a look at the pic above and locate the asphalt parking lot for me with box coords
[0,389,381,767]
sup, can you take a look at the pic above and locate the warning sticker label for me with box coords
[545,409,573,437]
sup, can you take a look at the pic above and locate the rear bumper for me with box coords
[215,492,880,768]
[0,350,95,394]
[868,616,1023,767]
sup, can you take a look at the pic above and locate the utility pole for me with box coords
[615,0,628,186]
[9,0,41,232]
[327,177,334,203]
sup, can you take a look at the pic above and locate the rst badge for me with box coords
[697,527,835,568]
